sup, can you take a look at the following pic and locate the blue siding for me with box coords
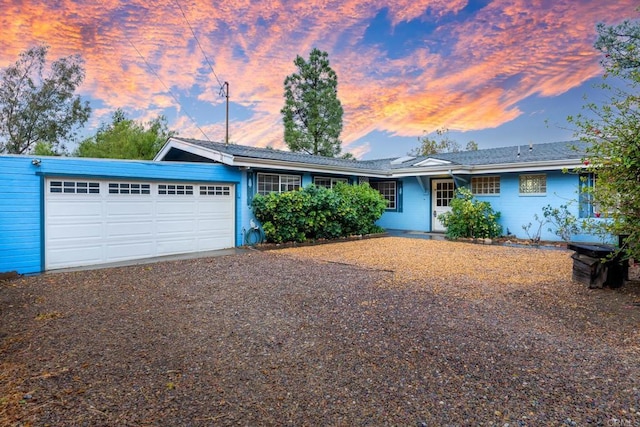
[0,155,241,275]
[377,177,429,231]
[475,171,593,242]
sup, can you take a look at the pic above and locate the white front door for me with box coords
[431,179,455,232]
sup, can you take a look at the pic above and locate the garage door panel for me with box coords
[47,246,104,269]
[156,238,198,255]
[46,179,235,270]
[47,223,103,240]
[156,201,197,215]
[105,241,156,262]
[47,201,102,217]
[105,221,155,238]
[105,201,154,217]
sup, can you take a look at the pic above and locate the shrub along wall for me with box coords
[251,183,387,243]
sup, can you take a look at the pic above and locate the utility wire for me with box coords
[126,37,212,142]
[173,0,224,91]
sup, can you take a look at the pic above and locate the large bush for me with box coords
[251,183,386,243]
[438,187,502,239]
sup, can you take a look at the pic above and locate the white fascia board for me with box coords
[390,160,586,177]
[391,167,470,178]
[467,160,586,174]
[233,157,390,178]
[154,138,235,164]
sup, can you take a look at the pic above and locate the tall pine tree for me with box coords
[281,48,344,157]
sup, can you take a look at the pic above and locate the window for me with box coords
[519,174,546,195]
[49,180,100,194]
[257,173,301,195]
[200,185,231,196]
[108,182,151,195]
[579,173,608,218]
[158,184,194,195]
[471,176,500,195]
[370,181,397,210]
[314,176,348,189]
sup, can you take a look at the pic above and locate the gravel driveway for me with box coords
[1,237,639,426]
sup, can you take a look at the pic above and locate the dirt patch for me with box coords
[1,238,639,426]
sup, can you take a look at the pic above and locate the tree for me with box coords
[409,128,478,156]
[0,44,91,154]
[75,109,174,160]
[281,48,344,157]
[568,19,640,260]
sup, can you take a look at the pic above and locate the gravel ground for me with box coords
[1,237,639,426]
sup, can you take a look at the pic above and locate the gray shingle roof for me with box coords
[173,137,588,172]
[390,140,588,169]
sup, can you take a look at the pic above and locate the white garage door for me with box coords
[45,178,235,270]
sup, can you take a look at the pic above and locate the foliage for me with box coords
[522,214,545,244]
[0,44,91,155]
[74,109,174,159]
[251,183,386,243]
[281,48,344,157]
[437,187,502,239]
[542,204,580,242]
[567,19,640,259]
[408,128,478,156]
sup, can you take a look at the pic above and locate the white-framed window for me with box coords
[471,176,500,195]
[370,181,396,210]
[519,174,546,195]
[108,182,151,195]
[313,176,348,189]
[257,173,301,195]
[158,184,194,195]
[579,173,610,218]
[200,185,231,196]
[49,180,100,194]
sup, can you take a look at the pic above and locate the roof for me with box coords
[155,137,588,177]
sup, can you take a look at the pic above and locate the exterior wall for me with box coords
[474,171,600,243]
[0,155,241,275]
[376,177,430,231]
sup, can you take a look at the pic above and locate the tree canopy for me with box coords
[0,44,91,155]
[568,19,640,259]
[74,109,174,160]
[281,48,345,157]
[409,128,478,156]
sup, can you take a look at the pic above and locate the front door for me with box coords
[431,179,455,232]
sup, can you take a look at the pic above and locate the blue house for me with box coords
[1,138,600,275]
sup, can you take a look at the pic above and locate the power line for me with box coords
[126,37,212,142]
[173,0,223,89]
[174,0,230,143]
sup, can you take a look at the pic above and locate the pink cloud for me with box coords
[0,0,637,152]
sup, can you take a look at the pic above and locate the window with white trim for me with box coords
[579,173,609,218]
[158,184,194,195]
[370,181,396,210]
[50,180,100,194]
[108,182,151,195]
[257,173,301,195]
[314,176,348,189]
[471,176,500,195]
[200,185,231,196]
[519,174,546,195]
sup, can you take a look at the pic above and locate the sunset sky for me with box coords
[0,0,637,159]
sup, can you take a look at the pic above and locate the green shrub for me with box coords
[251,183,387,244]
[438,187,502,239]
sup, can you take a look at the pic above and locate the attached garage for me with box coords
[44,177,235,270]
